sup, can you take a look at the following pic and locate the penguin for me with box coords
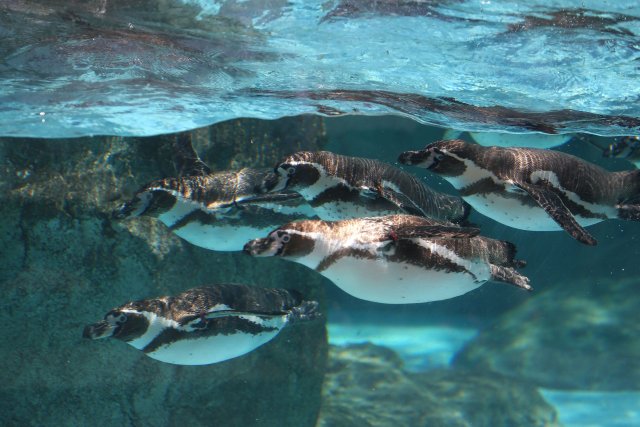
[260,150,469,223]
[398,139,640,246]
[83,284,319,365]
[243,214,530,304]
[114,133,316,251]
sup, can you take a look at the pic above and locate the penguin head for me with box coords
[113,185,177,219]
[244,223,316,258]
[398,140,468,176]
[262,152,322,193]
[83,308,150,342]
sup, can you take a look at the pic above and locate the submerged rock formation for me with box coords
[454,277,640,391]
[317,343,559,427]
[0,117,328,426]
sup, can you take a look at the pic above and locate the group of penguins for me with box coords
[84,133,640,366]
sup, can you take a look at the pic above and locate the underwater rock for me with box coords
[0,119,328,426]
[317,343,559,427]
[198,115,328,170]
[453,277,640,390]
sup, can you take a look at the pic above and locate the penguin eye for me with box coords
[277,230,291,243]
[118,314,127,323]
[287,166,296,176]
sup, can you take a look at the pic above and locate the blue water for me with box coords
[1,0,639,137]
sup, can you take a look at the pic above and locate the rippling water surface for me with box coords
[1,0,640,136]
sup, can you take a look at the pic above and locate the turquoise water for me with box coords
[2,115,640,426]
[2,0,639,136]
[2,1,640,426]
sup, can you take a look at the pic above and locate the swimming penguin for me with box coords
[114,134,316,251]
[244,215,530,304]
[261,150,469,223]
[398,139,640,246]
[83,284,319,365]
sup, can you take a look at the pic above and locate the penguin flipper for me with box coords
[514,180,597,246]
[183,309,290,329]
[370,185,426,217]
[392,225,481,240]
[490,265,532,291]
[173,132,212,177]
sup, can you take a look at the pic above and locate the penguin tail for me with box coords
[288,300,322,323]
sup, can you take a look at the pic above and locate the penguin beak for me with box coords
[398,148,440,169]
[83,320,117,339]
[112,201,135,219]
[397,149,427,166]
[112,191,153,219]
[243,237,279,257]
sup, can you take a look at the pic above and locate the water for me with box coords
[2,1,640,426]
[2,0,640,137]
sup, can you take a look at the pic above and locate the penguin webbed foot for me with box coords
[490,264,532,292]
[289,301,321,323]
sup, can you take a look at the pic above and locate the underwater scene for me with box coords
[2,1,640,426]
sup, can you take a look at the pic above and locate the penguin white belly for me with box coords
[174,222,272,251]
[145,329,282,365]
[320,257,487,304]
[464,193,605,231]
[144,315,287,365]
